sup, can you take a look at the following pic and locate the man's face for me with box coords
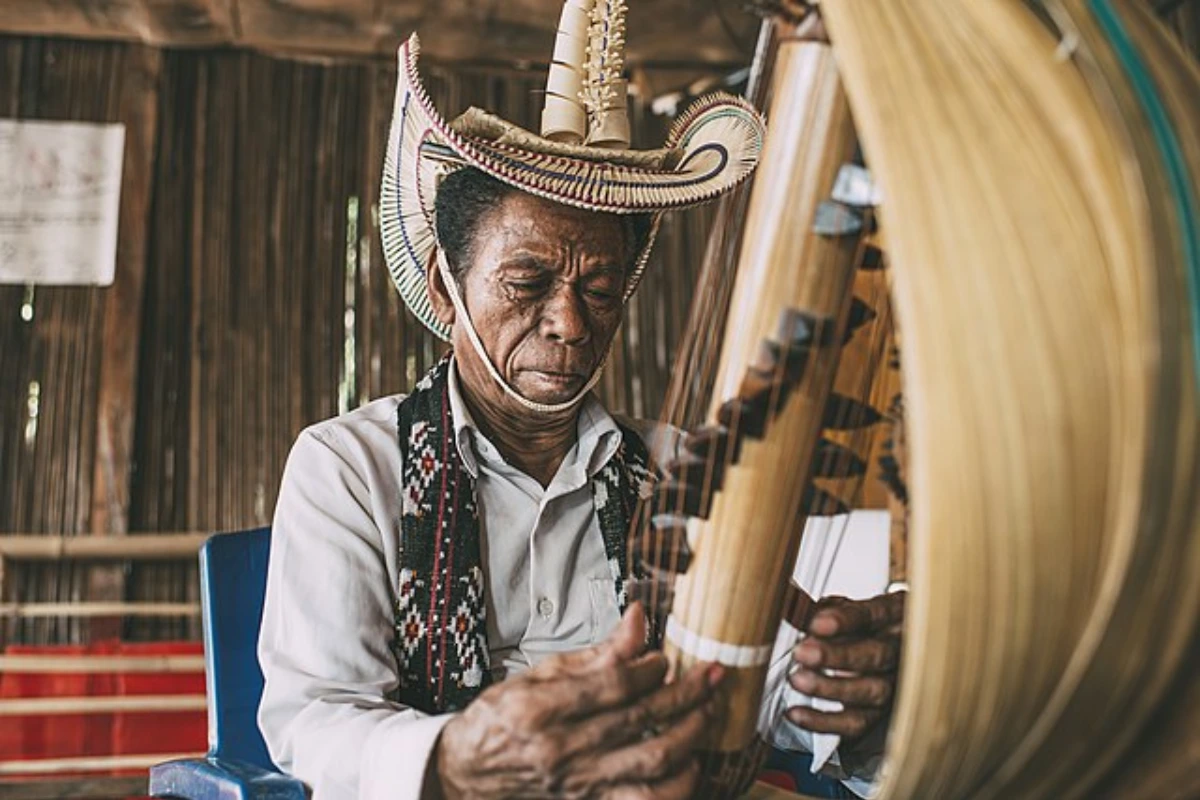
[450,191,630,405]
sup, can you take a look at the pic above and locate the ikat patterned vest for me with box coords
[393,356,657,713]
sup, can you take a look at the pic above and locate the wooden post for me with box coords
[86,44,162,642]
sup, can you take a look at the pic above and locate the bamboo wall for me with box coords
[0,36,714,644]
[2,2,1197,646]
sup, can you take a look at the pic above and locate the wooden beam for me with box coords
[0,1,234,47]
[0,0,751,65]
[0,753,202,777]
[0,694,206,716]
[89,46,162,541]
[87,44,165,642]
[0,653,203,672]
[0,533,207,560]
[0,601,200,617]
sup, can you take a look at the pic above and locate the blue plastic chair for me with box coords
[149,528,306,800]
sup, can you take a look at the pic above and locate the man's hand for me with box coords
[432,603,722,799]
[786,591,905,743]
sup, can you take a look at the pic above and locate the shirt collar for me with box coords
[447,355,623,480]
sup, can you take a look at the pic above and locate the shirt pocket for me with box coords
[588,577,622,644]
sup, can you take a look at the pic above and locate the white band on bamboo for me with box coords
[665,616,773,668]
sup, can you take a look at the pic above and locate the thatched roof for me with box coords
[0,0,757,64]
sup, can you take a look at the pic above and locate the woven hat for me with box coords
[380,0,766,341]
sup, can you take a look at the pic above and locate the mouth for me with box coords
[516,367,592,399]
[526,370,586,388]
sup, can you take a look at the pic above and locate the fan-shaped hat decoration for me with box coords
[380,0,766,341]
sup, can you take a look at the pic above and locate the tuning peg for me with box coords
[717,395,770,439]
[811,437,867,478]
[822,393,883,430]
[803,485,850,516]
[843,296,877,343]
[858,244,885,270]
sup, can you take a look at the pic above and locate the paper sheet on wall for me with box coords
[0,119,125,286]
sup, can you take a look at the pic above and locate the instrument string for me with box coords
[768,219,894,723]
[632,27,892,792]
[631,21,779,630]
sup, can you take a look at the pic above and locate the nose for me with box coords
[540,283,590,346]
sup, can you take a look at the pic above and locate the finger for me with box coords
[788,667,894,709]
[526,652,669,725]
[605,760,699,800]
[807,591,906,637]
[556,662,722,761]
[543,603,650,674]
[578,704,711,788]
[612,602,651,660]
[553,654,669,719]
[786,704,884,740]
[793,633,901,674]
[582,601,648,665]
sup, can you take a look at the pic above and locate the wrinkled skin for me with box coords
[424,190,903,795]
[427,193,717,798]
[638,340,905,745]
[434,605,720,800]
[427,191,629,487]
[788,592,905,743]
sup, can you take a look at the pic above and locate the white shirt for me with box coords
[258,362,662,800]
[258,360,878,800]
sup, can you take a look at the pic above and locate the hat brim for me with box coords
[380,34,765,341]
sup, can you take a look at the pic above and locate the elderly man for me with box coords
[259,24,902,800]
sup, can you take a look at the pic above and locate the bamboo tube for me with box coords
[661,35,861,794]
[541,0,591,143]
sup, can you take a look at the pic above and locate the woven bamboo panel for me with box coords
[1,5,1194,646]
[0,37,713,644]
[0,38,136,645]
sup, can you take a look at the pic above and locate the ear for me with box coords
[426,250,456,329]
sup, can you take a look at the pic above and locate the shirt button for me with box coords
[537,597,555,618]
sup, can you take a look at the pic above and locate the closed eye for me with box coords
[582,274,623,304]
[507,278,553,296]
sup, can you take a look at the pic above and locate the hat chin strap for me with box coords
[436,249,608,415]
